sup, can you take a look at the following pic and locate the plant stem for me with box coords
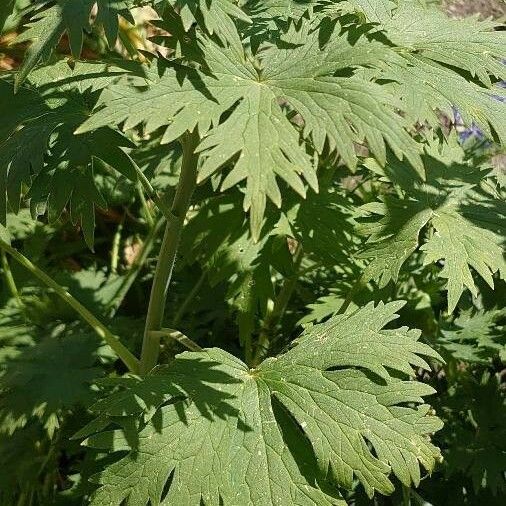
[107,215,165,318]
[139,130,200,374]
[172,270,206,328]
[239,271,256,366]
[402,485,411,506]
[110,219,124,274]
[337,275,365,315]
[0,238,139,373]
[137,182,154,227]
[252,243,303,366]
[150,328,203,352]
[1,250,23,308]
[128,152,172,218]
[347,174,372,196]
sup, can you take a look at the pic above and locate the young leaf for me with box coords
[80,301,442,504]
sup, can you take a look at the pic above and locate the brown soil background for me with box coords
[444,0,506,19]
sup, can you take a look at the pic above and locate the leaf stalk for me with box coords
[252,243,303,366]
[0,238,139,373]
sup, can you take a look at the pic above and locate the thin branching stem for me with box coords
[149,328,203,352]
[139,130,200,374]
[107,215,165,318]
[110,218,124,274]
[252,243,304,366]
[1,249,23,308]
[0,238,139,373]
[172,270,206,328]
[137,182,154,226]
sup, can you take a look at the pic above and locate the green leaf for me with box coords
[79,26,423,238]
[13,0,135,89]
[323,0,394,23]
[357,199,433,288]
[357,139,506,312]
[439,309,506,363]
[384,55,506,144]
[79,301,442,503]
[1,61,138,247]
[382,4,506,86]
[0,330,102,437]
[165,0,251,45]
[281,183,358,266]
[0,0,15,32]
[420,204,505,313]
[0,300,36,365]
[438,372,506,495]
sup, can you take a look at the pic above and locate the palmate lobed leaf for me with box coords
[0,329,103,437]
[439,372,506,495]
[78,301,442,504]
[0,61,139,247]
[13,0,136,90]
[357,139,506,313]
[78,26,423,239]
[381,4,506,86]
[75,2,506,239]
[439,309,506,363]
[13,0,251,88]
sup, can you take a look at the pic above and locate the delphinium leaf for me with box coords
[0,61,138,247]
[357,139,506,312]
[439,309,506,363]
[77,301,442,504]
[381,4,506,85]
[78,23,424,238]
[13,0,136,89]
[364,2,506,141]
[437,372,506,496]
[0,0,15,32]
[0,329,103,437]
[280,183,358,266]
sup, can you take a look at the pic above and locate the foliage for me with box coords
[0,0,505,505]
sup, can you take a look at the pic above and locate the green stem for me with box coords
[107,215,165,317]
[1,250,23,308]
[127,152,172,218]
[402,485,411,506]
[150,328,203,352]
[0,238,139,373]
[110,219,124,274]
[137,182,154,227]
[172,270,206,328]
[337,277,364,315]
[348,174,372,195]
[239,271,256,366]
[139,130,200,375]
[252,243,303,366]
